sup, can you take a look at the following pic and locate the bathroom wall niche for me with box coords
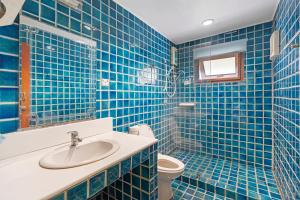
[18,16,97,130]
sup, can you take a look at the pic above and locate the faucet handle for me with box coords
[67,131,79,137]
[68,131,82,148]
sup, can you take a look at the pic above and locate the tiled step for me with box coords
[172,180,233,200]
[170,150,282,200]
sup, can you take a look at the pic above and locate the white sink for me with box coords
[39,140,120,169]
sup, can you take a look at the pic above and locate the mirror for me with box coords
[18,17,97,131]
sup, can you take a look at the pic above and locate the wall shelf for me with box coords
[178,102,196,107]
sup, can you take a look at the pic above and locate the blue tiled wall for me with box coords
[273,0,300,199]
[0,0,177,154]
[93,144,158,200]
[176,22,273,168]
[0,3,298,198]
[0,21,19,133]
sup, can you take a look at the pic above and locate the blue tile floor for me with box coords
[170,149,281,200]
[172,180,233,200]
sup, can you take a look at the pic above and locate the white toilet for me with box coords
[129,124,185,200]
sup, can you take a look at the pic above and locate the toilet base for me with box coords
[158,179,173,200]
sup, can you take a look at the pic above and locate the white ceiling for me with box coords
[114,0,279,44]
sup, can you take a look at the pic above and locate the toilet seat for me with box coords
[158,154,184,173]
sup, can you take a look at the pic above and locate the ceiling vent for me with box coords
[58,0,83,10]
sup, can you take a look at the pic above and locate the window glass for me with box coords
[203,57,236,76]
[197,52,244,83]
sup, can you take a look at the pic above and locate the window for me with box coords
[197,52,244,83]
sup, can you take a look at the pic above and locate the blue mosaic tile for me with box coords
[141,147,149,162]
[89,171,106,197]
[132,152,141,169]
[91,149,158,200]
[0,54,18,71]
[0,24,19,39]
[22,0,39,17]
[0,120,18,134]
[41,4,55,24]
[171,149,281,200]
[0,105,18,119]
[172,180,233,200]
[107,164,120,185]
[141,164,150,179]
[0,0,297,199]
[272,0,300,199]
[67,181,87,200]
[121,157,131,176]
[19,24,97,127]
[41,0,55,8]
[132,174,140,188]
[141,178,150,193]
[0,71,18,86]
[132,187,141,199]
[50,193,64,200]
[176,22,273,168]
[0,88,18,102]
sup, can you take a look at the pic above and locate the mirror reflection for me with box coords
[18,22,96,130]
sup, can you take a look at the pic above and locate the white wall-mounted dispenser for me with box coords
[270,31,280,60]
[58,0,83,10]
[0,0,25,26]
[171,46,178,66]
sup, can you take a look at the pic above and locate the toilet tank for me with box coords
[128,124,155,139]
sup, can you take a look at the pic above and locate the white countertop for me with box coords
[0,132,157,200]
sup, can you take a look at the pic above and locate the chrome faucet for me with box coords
[68,131,82,148]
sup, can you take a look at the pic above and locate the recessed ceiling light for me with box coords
[202,19,214,26]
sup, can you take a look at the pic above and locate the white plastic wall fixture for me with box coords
[0,0,25,26]
[178,102,196,107]
[58,0,82,10]
[193,39,248,59]
[171,46,178,66]
[270,31,280,60]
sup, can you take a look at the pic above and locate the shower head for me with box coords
[0,1,6,19]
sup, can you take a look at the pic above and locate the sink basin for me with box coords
[39,140,120,169]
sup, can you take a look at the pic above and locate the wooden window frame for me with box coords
[196,52,244,83]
